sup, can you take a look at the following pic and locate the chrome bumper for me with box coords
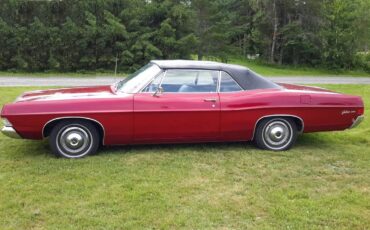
[1,126,22,139]
[349,115,365,129]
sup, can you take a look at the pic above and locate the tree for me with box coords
[321,0,364,69]
[0,0,368,72]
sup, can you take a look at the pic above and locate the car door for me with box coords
[218,71,249,141]
[133,69,220,143]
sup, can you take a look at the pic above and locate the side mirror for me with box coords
[153,86,164,97]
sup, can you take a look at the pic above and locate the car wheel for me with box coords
[254,117,297,151]
[49,120,100,158]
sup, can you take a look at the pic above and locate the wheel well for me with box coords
[42,118,105,143]
[253,115,304,138]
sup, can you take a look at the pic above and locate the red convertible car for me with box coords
[1,60,365,158]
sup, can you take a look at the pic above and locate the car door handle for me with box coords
[203,98,217,102]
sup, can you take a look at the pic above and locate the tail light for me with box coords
[357,107,364,116]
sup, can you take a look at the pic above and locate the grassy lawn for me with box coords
[0,85,369,229]
[1,58,369,78]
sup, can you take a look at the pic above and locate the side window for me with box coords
[142,72,164,92]
[197,71,216,85]
[220,71,243,92]
[159,69,218,93]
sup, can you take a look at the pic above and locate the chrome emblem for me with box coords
[341,110,356,115]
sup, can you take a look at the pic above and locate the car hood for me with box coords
[15,85,116,102]
[277,83,335,93]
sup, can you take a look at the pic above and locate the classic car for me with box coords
[1,60,365,158]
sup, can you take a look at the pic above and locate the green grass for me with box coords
[0,85,370,229]
[1,57,369,77]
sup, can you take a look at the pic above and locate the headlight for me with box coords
[2,118,12,127]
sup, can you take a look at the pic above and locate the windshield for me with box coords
[115,63,162,93]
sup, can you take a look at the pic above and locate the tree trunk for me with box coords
[196,6,205,61]
[270,0,278,63]
[198,47,203,60]
[239,35,242,56]
[114,54,118,76]
[243,33,247,57]
[279,44,284,65]
[293,48,298,66]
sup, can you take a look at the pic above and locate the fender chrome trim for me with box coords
[349,115,364,129]
[42,117,106,145]
[251,114,305,140]
[1,126,22,139]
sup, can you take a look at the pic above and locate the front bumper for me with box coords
[1,126,22,139]
[349,115,365,129]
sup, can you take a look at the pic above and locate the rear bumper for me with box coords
[1,126,22,139]
[349,115,364,129]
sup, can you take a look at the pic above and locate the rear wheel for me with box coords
[254,117,298,151]
[49,120,100,158]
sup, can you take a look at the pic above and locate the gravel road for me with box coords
[0,76,369,87]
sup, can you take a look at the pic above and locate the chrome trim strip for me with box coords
[349,115,364,129]
[217,70,221,93]
[139,69,247,94]
[117,64,162,94]
[139,70,166,93]
[158,70,167,89]
[42,117,106,145]
[142,69,221,94]
[251,114,305,140]
[1,126,22,139]
[219,71,244,92]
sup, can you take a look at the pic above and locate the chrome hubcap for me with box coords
[263,120,291,149]
[57,126,91,156]
[269,126,284,142]
[66,133,84,149]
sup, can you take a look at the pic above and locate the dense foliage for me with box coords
[0,0,369,72]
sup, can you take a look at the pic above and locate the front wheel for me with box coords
[49,120,100,158]
[254,117,298,151]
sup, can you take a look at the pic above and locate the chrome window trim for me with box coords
[145,68,219,94]
[251,114,305,140]
[42,116,106,145]
[153,91,218,94]
[137,69,246,94]
[217,70,222,93]
[159,70,167,88]
[117,64,162,94]
[139,70,166,93]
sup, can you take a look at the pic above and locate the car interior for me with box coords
[143,69,243,93]
[144,70,219,93]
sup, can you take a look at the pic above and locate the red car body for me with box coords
[1,81,364,144]
[0,60,365,152]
